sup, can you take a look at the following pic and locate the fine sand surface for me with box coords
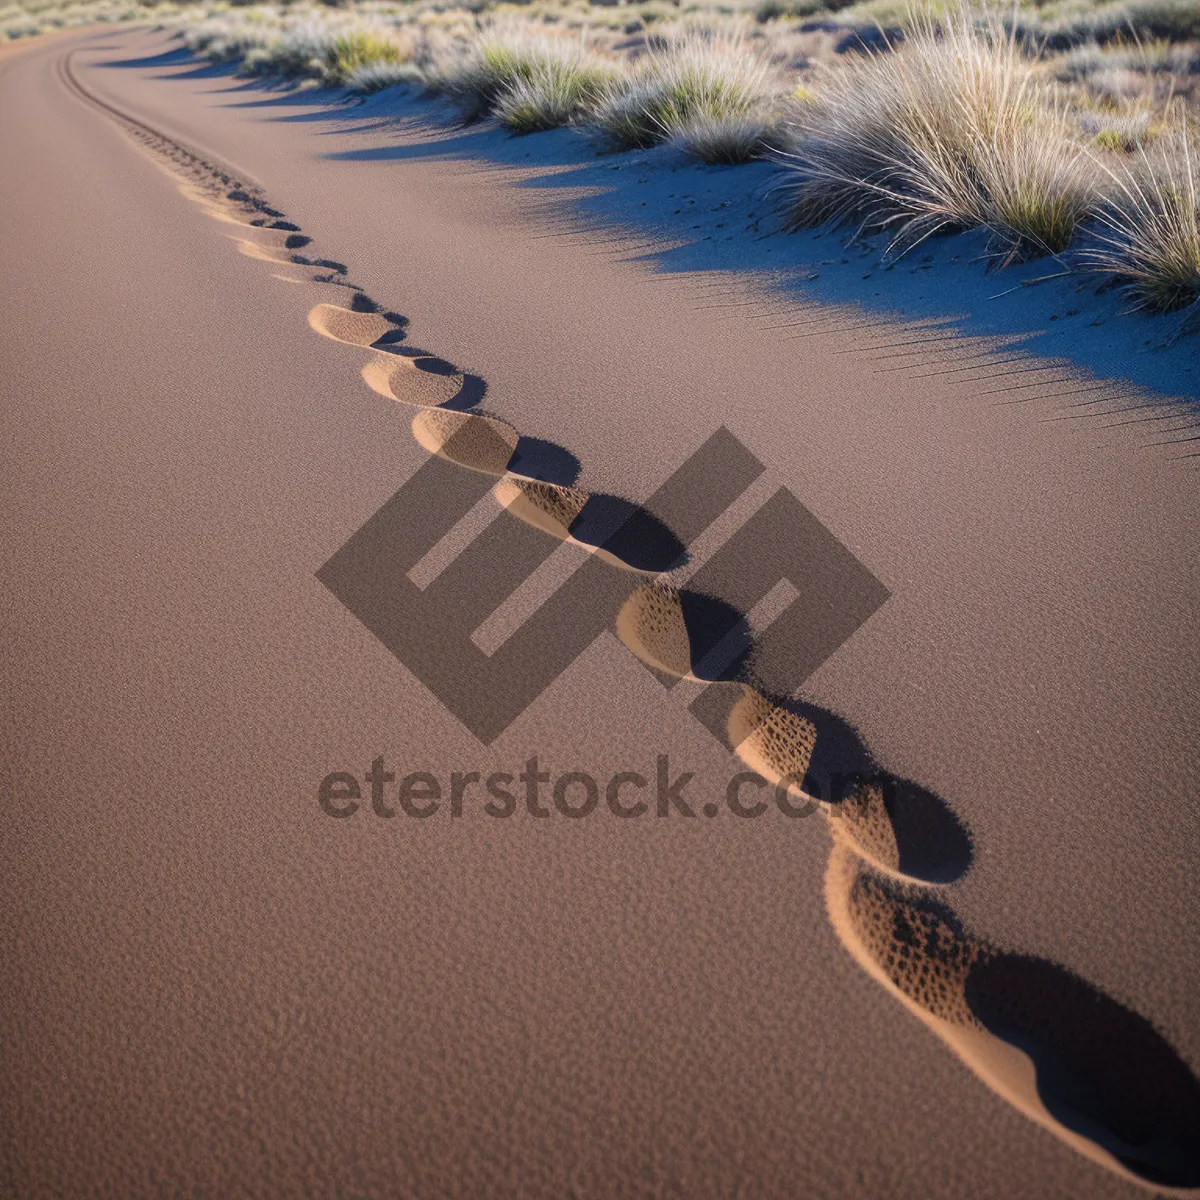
[3,25,1199,1199]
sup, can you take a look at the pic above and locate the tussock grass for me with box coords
[329,31,407,82]
[492,53,613,132]
[1086,120,1200,313]
[17,0,1200,337]
[346,57,423,93]
[672,110,777,163]
[197,17,415,86]
[438,29,600,121]
[972,116,1098,260]
[1080,108,1155,151]
[593,36,776,153]
[183,18,272,63]
[780,11,1098,260]
[1014,0,1200,52]
[240,21,341,79]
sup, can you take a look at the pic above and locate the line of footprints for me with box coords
[119,102,1200,1194]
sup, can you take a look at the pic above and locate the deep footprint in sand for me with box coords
[824,846,1200,1193]
[726,685,818,790]
[361,351,465,407]
[615,580,696,678]
[310,304,401,350]
[235,238,297,267]
[493,476,589,542]
[411,409,519,476]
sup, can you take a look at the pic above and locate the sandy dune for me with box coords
[2,26,1199,1199]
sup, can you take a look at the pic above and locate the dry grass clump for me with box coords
[1085,119,1200,314]
[492,52,614,132]
[346,56,423,93]
[672,110,778,163]
[1055,38,1200,109]
[437,29,603,122]
[186,15,414,87]
[329,30,409,82]
[183,17,273,64]
[593,35,778,157]
[240,20,341,78]
[1016,0,1200,52]
[781,12,1098,260]
[1079,108,1155,151]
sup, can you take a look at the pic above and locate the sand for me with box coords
[2,25,1199,1199]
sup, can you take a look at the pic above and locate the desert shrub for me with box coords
[671,110,777,162]
[779,11,1097,260]
[1080,109,1155,151]
[346,57,423,93]
[1085,121,1200,313]
[437,29,597,120]
[492,53,613,131]
[328,31,406,83]
[592,35,777,151]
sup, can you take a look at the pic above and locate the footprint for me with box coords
[619,583,748,681]
[615,581,695,677]
[829,774,973,884]
[825,846,1200,1193]
[616,581,749,677]
[828,778,903,878]
[492,479,679,574]
[411,409,519,476]
[235,238,296,266]
[493,476,590,542]
[727,685,818,788]
[309,304,401,350]
[361,352,465,407]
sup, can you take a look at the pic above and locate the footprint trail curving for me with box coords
[62,44,1200,1195]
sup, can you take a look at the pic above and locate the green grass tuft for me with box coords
[593,37,776,152]
[1086,121,1200,312]
[493,56,612,132]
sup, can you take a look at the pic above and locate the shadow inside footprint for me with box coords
[966,954,1200,1188]
[447,374,487,410]
[373,325,408,347]
[569,493,687,574]
[296,256,349,274]
[410,356,458,377]
[376,353,486,410]
[873,776,973,883]
[507,437,581,486]
[679,591,752,680]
